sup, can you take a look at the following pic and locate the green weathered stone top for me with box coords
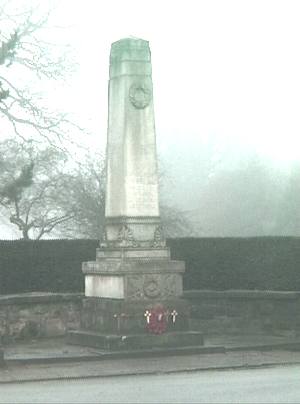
[109,37,151,78]
[110,37,150,63]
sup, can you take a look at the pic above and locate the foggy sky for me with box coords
[1,0,300,238]
[53,0,300,163]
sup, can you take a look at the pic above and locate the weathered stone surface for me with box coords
[81,39,185,302]
[0,293,82,343]
[43,318,66,337]
[96,247,171,260]
[103,38,161,249]
[2,291,300,343]
[85,276,124,299]
[68,330,204,351]
[184,290,300,300]
[106,39,158,217]
[80,297,190,334]
[84,259,184,300]
[185,290,300,336]
[0,292,83,305]
[83,256,185,275]
[103,219,165,249]
[74,38,185,332]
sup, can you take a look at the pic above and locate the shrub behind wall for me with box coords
[168,237,300,291]
[0,237,300,294]
[0,239,98,294]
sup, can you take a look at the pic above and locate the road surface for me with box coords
[1,364,299,403]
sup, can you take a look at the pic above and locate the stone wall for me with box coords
[1,291,300,343]
[184,290,300,337]
[0,293,82,343]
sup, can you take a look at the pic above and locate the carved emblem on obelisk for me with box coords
[152,225,166,248]
[129,83,152,109]
[117,224,139,247]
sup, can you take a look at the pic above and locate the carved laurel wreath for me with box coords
[143,277,161,298]
[129,83,152,109]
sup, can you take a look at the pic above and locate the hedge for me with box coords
[168,237,300,291]
[0,237,300,294]
[0,239,97,294]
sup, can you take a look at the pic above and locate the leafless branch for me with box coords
[0,2,81,147]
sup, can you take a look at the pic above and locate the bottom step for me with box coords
[67,330,204,351]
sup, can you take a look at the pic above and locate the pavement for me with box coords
[3,366,300,403]
[2,334,300,383]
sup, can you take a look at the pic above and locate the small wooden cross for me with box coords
[144,310,152,324]
[170,310,178,323]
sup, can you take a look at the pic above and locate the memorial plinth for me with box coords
[68,38,203,351]
[84,37,184,302]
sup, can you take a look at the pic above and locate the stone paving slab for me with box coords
[207,334,300,347]
[2,335,300,383]
[4,338,99,361]
[4,335,300,362]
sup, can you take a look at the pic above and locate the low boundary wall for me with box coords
[184,290,300,336]
[1,291,300,342]
[0,293,82,343]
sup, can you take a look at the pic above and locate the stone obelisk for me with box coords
[68,38,204,350]
[83,38,184,301]
[105,37,160,237]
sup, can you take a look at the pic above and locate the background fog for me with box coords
[1,0,300,238]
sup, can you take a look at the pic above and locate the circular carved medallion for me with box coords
[129,83,152,109]
[143,279,160,298]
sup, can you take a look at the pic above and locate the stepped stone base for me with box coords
[80,297,190,334]
[72,245,199,352]
[67,330,204,351]
[67,297,204,351]
[83,247,185,300]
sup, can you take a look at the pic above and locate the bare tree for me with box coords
[0,1,80,146]
[0,137,194,240]
[0,138,75,239]
[58,152,107,239]
[57,154,195,239]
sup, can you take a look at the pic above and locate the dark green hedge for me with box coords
[1,237,300,294]
[168,237,300,291]
[0,239,98,294]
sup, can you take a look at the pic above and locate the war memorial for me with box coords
[1,38,300,377]
[68,37,204,350]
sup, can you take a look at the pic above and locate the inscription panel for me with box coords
[126,180,159,216]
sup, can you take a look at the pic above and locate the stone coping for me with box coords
[184,290,300,300]
[82,260,185,274]
[0,292,83,306]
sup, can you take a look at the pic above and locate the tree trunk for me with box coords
[22,229,30,240]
